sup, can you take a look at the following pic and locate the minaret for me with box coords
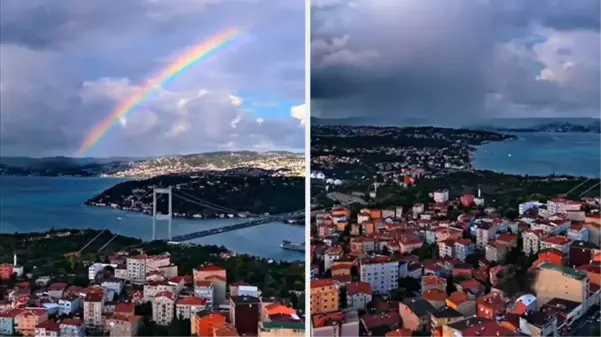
[13,253,17,266]
[478,186,481,198]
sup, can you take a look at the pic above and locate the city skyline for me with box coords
[311,0,600,124]
[0,0,306,158]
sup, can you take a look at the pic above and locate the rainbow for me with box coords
[76,28,240,156]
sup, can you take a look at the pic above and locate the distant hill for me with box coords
[469,119,600,133]
[0,151,304,178]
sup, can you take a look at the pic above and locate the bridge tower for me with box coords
[152,187,173,241]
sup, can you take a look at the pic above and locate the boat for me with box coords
[281,240,305,252]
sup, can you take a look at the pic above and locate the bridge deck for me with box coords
[171,213,303,242]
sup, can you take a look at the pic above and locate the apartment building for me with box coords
[193,281,214,307]
[360,256,399,295]
[191,312,226,336]
[523,230,546,256]
[547,199,582,214]
[175,297,207,319]
[454,239,475,261]
[533,263,589,308]
[346,282,372,310]
[324,246,344,271]
[540,236,571,254]
[310,279,339,314]
[567,225,589,242]
[35,321,60,337]
[312,311,360,337]
[438,239,455,258]
[83,291,104,327]
[259,321,304,337]
[230,296,260,336]
[152,291,176,326]
[485,242,508,263]
[15,309,48,336]
[58,318,85,337]
[106,314,141,337]
[475,222,496,248]
[0,309,20,335]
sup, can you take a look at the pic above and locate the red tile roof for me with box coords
[176,296,207,306]
[311,279,335,288]
[155,291,176,301]
[543,236,570,245]
[422,289,447,302]
[346,282,372,296]
[196,264,225,272]
[114,303,135,314]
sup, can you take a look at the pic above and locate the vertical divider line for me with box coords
[304,0,312,334]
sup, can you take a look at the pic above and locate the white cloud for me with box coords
[290,104,306,124]
[229,94,243,107]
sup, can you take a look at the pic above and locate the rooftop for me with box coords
[538,262,587,280]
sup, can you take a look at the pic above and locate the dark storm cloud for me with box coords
[311,0,600,122]
[0,0,305,157]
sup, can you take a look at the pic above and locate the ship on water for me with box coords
[281,240,304,252]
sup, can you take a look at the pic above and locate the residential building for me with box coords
[0,264,14,280]
[0,309,20,336]
[194,280,214,307]
[310,279,339,314]
[485,242,509,263]
[477,292,510,320]
[518,311,557,337]
[106,314,141,337]
[324,246,344,271]
[438,239,455,258]
[569,241,600,267]
[422,276,447,292]
[433,190,449,203]
[258,320,304,337]
[454,239,474,262]
[475,222,496,248]
[446,291,476,317]
[175,297,207,320]
[442,316,516,337]
[540,236,571,254]
[35,321,60,337]
[312,311,360,337]
[359,256,399,294]
[205,275,227,306]
[398,298,436,332]
[430,307,463,331]
[567,225,589,242]
[523,230,546,256]
[58,294,81,316]
[230,296,260,336]
[193,264,227,282]
[533,263,589,308]
[152,291,176,326]
[346,282,372,310]
[58,319,85,337]
[83,291,104,327]
[191,312,227,336]
[15,309,48,336]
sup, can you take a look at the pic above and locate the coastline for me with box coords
[470,132,600,178]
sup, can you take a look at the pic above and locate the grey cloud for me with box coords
[0,0,304,157]
[311,0,600,122]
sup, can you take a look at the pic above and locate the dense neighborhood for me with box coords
[310,192,601,337]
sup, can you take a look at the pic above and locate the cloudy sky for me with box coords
[0,0,305,158]
[312,0,600,124]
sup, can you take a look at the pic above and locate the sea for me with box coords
[0,176,305,262]
[473,132,600,178]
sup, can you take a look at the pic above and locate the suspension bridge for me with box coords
[76,185,309,255]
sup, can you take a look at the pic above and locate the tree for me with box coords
[392,287,406,301]
[382,246,391,256]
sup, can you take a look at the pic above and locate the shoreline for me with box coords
[0,227,306,263]
[470,132,600,179]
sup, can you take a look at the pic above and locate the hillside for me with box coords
[0,151,305,178]
[86,168,304,217]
